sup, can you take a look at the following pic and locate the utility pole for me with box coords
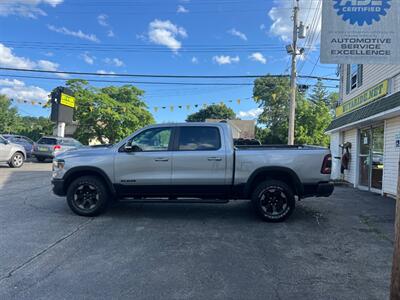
[288,0,299,146]
[391,159,400,300]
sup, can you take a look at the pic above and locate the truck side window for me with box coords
[131,128,172,151]
[178,127,221,151]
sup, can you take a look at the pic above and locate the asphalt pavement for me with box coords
[0,162,396,299]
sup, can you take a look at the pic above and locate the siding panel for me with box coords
[343,65,400,103]
[343,129,357,185]
[383,117,400,196]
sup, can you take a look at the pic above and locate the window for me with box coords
[177,127,221,151]
[131,127,172,151]
[0,136,6,144]
[61,139,82,147]
[37,138,57,145]
[346,64,363,93]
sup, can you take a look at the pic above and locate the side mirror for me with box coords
[4,139,10,145]
[124,141,142,152]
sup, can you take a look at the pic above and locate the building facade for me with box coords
[327,64,400,197]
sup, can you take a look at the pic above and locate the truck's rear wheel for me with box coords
[67,176,109,217]
[251,180,295,222]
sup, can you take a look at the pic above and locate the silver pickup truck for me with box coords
[52,123,333,222]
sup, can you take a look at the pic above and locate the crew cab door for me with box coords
[171,126,228,197]
[114,127,174,197]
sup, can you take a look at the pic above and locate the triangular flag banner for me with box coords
[254,96,259,101]
[194,104,198,108]
[31,100,36,105]
[178,106,182,109]
[170,106,174,112]
[237,99,241,105]
[162,106,166,109]
[154,107,158,112]
[186,105,190,110]
[203,104,207,108]
[272,94,277,100]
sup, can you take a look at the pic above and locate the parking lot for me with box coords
[0,162,396,299]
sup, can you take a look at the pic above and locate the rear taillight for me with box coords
[53,145,61,151]
[321,154,332,174]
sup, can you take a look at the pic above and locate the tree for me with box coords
[253,76,333,146]
[0,95,21,134]
[17,117,54,141]
[309,79,329,105]
[253,76,297,144]
[64,80,154,144]
[186,104,236,122]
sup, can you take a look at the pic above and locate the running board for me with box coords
[119,198,230,204]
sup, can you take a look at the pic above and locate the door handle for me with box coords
[155,158,169,162]
[208,157,222,161]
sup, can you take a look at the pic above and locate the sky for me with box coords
[0,0,338,123]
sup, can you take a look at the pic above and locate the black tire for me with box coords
[9,152,25,168]
[251,180,295,222]
[36,157,46,162]
[66,176,109,217]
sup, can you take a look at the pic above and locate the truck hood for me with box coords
[56,146,113,159]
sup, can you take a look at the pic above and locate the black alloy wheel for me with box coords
[252,180,295,222]
[67,176,109,216]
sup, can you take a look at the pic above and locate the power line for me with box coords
[0,67,339,81]
[0,74,339,88]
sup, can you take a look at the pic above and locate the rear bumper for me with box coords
[33,152,54,159]
[52,179,66,196]
[302,181,334,198]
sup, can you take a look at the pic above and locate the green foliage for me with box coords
[254,76,333,146]
[0,95,21,134]
[186,104,236,122]
[0,95,53,140]
[17,117,54,141]
[65,80,154,144]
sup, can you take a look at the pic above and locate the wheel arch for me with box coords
[63,167,116,196]
[12,150,26,160]
[244,166,303,198]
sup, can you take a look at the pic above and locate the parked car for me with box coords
[52,123,334,222]
[0,135,26,168]
[33,136,84,162]
[2,134,35,158]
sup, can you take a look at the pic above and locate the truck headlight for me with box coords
[53,159,65,171]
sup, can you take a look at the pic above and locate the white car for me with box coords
[0,135,26,168]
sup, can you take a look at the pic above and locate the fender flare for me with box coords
[244,166,303,197]
[63,166,116,196]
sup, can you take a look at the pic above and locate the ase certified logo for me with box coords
[333,0,391,26]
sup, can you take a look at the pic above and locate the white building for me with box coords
[327,65,400,197]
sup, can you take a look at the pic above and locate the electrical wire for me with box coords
[0,67,339,81]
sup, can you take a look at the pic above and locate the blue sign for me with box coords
[333,0,391,26]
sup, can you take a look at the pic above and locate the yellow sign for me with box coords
[60,93,76,108]
[336,80,388,117]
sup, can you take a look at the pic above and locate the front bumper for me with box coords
[302,181,334,198]
[52,179,66,196]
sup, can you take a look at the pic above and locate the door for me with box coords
[171,126,227,197]
[358,125,384,191]
[114,127,173,197]
[0,136,12,161]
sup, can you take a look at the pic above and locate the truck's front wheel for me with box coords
[252,180,295,222]
[67,176,109,217]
